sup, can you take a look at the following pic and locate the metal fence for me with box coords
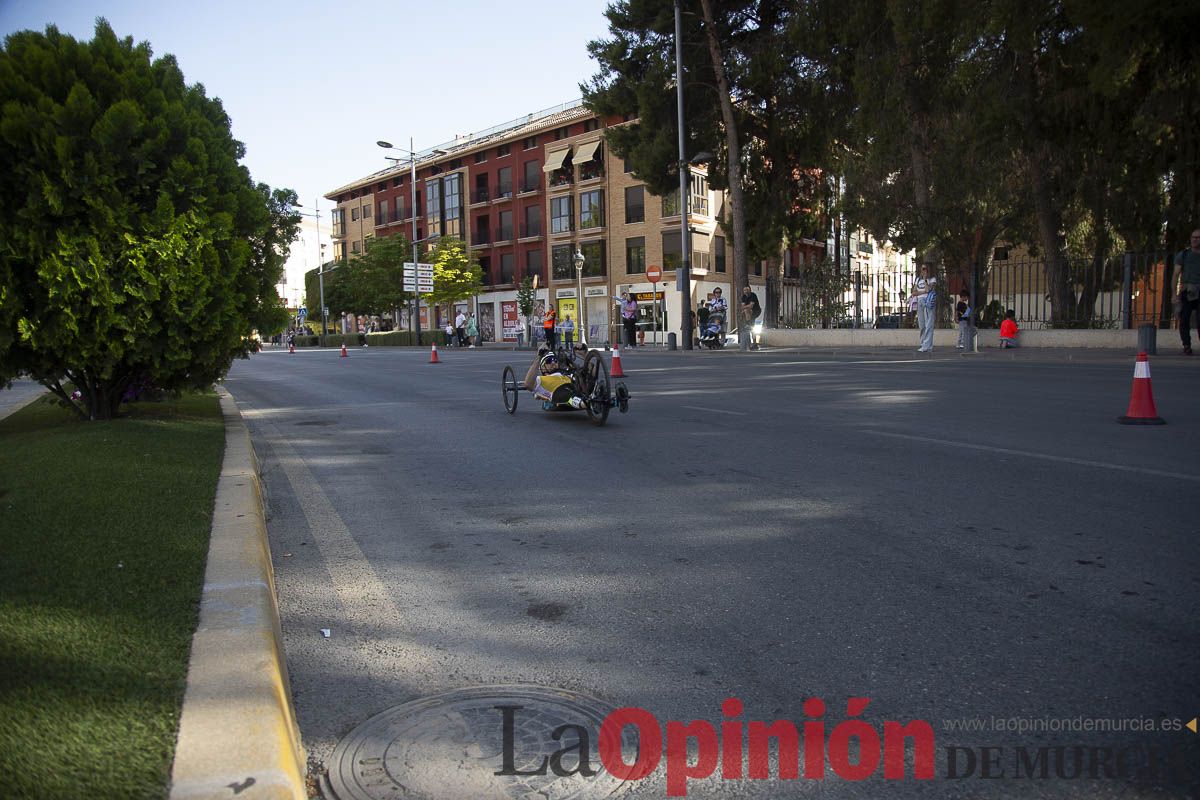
[769,252,1175,330]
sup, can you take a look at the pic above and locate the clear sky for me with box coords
[0,0,615,301]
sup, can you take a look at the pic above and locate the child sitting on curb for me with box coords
[999,309,1019,348]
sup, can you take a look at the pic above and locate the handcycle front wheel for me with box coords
[502,365,519,414]
[579,350,611,426]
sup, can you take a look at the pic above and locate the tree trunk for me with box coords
[698,0,748,339]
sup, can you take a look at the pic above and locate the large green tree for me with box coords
[423,236,483,317]
[343,233,413,317]
[0,21,298,418]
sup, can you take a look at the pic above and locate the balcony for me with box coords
[549,220,575,235]
[520,222,542,238]
[471,187,490,204]
[580,162,605,182]
[520,177,541,194]
[494,226,514,243]
[492,183,513,202]
[549,169,573,189]
[472,229,491,247]
[625,205,645,225]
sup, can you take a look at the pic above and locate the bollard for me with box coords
[667,332,677,351]
[1137,323,1156,355]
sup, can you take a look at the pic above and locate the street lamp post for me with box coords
[378,139,424,346]
[573,249,585,347]
[674,0,692,350]
[293,199,330,346]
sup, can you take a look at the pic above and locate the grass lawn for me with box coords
[0,391,224,799]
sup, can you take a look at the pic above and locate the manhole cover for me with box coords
[327,685,638,800]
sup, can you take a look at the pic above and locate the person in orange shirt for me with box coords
[543,306,558,350]
[999,309,1019,348]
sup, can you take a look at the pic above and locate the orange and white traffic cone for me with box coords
[610,344,626,377]
[340,343,348,358]
[1117,351,1165,425]
[429,343,441,364]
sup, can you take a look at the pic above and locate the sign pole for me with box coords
[646,264,662,347]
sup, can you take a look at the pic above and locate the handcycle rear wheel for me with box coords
[579,351,611,426]
[502,365,519,414]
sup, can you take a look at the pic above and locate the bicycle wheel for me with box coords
[579,351,611,426]
[502,365,519,414]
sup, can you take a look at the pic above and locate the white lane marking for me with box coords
[866,429,1198,482]
[683,405,748,416]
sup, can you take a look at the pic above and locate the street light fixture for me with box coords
[573,249,586,347]
[293,199,331,346]
[378,138,425,346]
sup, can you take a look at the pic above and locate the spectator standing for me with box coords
[561,315,575,349]
[954,289,974,350]
[1172,228,1200,355]
[466,313,479,348]
[454,309,467,347]
[913,265,937,353]
[620,291,638,347]
[543,305,558,350]
[740,285,762,350]
[444,321,455,346]
[999,309,1019,348]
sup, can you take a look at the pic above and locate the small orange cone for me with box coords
[610,344,626,377]
[429,343,441,364]
[1117,352,1165,425]
[340,343,348,358]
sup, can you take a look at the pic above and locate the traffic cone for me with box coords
[340,343,348,358]
[429,343,441,364]
[610,344,626,377]
[1117,352,1165,425]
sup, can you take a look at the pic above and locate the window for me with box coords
[689,173,709,215]
[497,143,511,157]
[625,186,644,224]
[478,256,491,285]
[522,160,540,193]
[552,244,574,280]
[580,240,605,277]
[497,166,512,197]
[579,190,604,229]
[522,204,542,238]
[526,249,543,280]
[662,231,682,271]
[351,206,359,221]
[475,214,490,244]
[474,173,489,203]
[498,210,513,241]
[662,190,680,217]
[626,237,645,274]
[475,151,487,164]
[332,207,345,236]
[554,126,570,140]
[753,258,763,276]
[551,196,573,234]
[443,174,462,238]
[393,175,402,188]
[994,246,1010,261]
[377,182,386,192]
[363,204,372,218]
[523,136,538,150]
[378,200,388,222]
[623,156,634,174]
[715,236,726,273]
[351,240,361,254]
[500,252,515,283]
[584,118,599,132]
[426,179,440,221]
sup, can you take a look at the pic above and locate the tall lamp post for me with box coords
[378,139,424,345]
[294,199,331,346]
[573,249,586,346]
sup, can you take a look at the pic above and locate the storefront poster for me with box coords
[478,303,495,342]
[501,301,519,341]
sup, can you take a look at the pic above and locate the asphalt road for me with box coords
[224,344,1200,799]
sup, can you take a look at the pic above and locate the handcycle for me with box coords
[501,345,630,426]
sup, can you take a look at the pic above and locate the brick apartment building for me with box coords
[324,100,772,345]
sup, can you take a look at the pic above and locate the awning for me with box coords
[542,148,570,173]
[574,139,601,164]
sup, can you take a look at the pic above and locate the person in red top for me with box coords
[999,309,1019,348]
[543,306,558,350]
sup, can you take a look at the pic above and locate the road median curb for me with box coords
[169,387,306,800]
